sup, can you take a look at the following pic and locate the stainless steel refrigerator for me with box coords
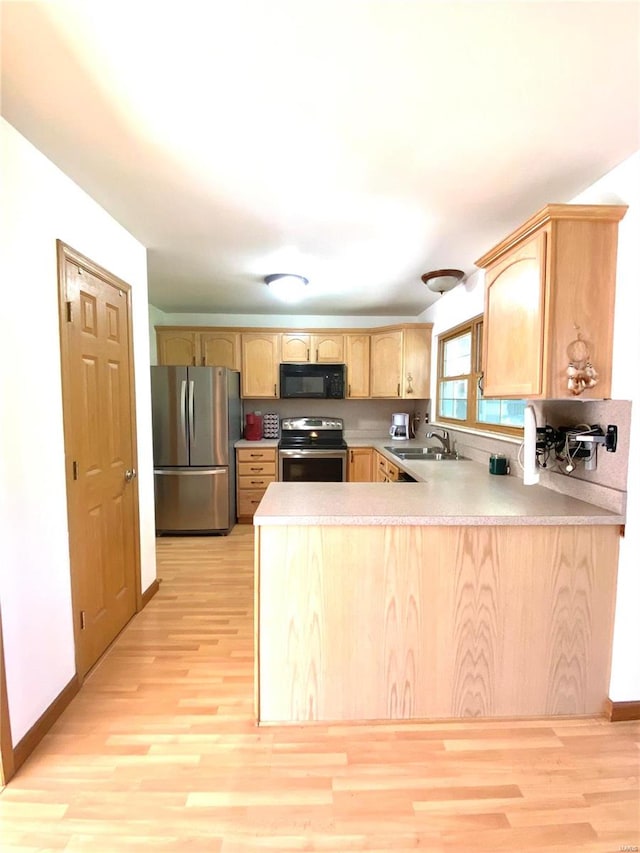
[151,366,241,534]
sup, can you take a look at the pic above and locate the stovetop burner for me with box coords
[278,416,346,450]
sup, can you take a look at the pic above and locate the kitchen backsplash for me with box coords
[444,399,631,515]
[243,399,429,439]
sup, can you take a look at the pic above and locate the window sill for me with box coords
[428,421,523,445]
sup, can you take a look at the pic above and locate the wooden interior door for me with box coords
[57,242,140,678]
[0,604,14,785]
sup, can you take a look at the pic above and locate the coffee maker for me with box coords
[389,412,410,440]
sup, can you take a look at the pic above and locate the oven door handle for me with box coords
[278,449,347,457]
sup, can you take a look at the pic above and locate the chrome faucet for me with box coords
[427,428,451,455]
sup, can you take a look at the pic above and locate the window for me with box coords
[437,316,525,435]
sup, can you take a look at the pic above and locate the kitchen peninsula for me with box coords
[253,459,623,725]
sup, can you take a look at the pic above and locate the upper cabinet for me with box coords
[370,330,402,397]
[312,333,344,363]
[200,331,240,369]
[156,328,240,369]
[370,326,431,399]
[241,333,280,398]
[281,332,344,363]
[156,329,198,366]
[345,334,370,398]
[476,204,627,399]
[402,326,432,399]
[280,333,310,362]
[157,323,431,401]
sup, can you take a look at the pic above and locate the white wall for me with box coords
[156,311,422,327]
[148,303,166,365]
[0,118,157,744]
[422,151,640,702]
[571,153,640,702]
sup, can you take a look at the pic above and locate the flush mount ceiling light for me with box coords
[264,273,309,303]
[421,268,465,295]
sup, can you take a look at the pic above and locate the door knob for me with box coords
[124,468,137,482]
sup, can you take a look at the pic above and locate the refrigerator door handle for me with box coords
[180,379,188,447]
[155,468,226,476]
[188,379,195,445]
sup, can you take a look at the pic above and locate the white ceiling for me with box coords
[2,1,639,317]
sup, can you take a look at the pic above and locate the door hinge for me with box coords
[66,301,72,322]
[80,610,86,630]
[72,460,79,480]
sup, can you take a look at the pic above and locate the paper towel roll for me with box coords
[523,404,540,485]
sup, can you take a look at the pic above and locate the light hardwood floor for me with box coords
[1,528,638,852]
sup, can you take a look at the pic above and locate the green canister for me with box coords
[489,453,509,475]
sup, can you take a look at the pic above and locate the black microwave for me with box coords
[279,363,346,399]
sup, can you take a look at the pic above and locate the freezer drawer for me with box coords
[154,468,231,533]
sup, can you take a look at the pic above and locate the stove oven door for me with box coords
[279,448,347,482]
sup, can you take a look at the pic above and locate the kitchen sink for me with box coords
[384,446,468,461]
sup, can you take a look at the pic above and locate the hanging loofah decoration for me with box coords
[566,329,598,396]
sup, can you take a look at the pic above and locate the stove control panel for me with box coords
[281,417,344,431]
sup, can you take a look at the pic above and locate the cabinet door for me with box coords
[200,332,240,369]
[241,334,280,398]
[237,448,277,464]
[347,447,373,482]
[370,331,402,397]
[483,231,546,398]
[281,333,311,362]
[386,460,400,482]
[373,450,388,482]
[311,334,344,363]
[156,330,198,366]
[402,327,431,399]
[345,334,370,398]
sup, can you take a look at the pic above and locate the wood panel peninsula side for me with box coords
[253,478,622,725]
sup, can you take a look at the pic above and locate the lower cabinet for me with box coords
[347,447,374,482]
[374,450,400,482]
[236,447,277,523]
